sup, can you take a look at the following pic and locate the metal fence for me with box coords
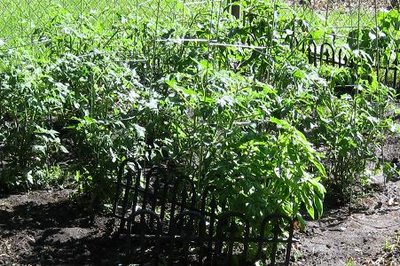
[293,38,400,89]
[293,0,395,39]
[0,0,223,47]
[291,0,399,87]
[0,0,396,42]
[112,159,296,265]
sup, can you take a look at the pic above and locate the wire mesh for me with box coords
[0,1,398,121]
[0,0,395,47]
[291,0,387,44]
[0,0,225,47]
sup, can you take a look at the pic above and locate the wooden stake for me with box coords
[230,0,240,19]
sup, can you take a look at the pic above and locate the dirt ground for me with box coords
[0,189,124,265]
[293,180,400,265]
[291,124,400,265]
[0,181,400,265]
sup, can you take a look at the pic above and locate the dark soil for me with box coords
[0,189,125,265]
[1,181,400,265]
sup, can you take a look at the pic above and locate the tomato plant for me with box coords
[0,0,396,223]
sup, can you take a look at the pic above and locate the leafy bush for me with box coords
[0,0,396,222]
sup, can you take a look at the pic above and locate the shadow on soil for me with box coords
[0,193,126,264]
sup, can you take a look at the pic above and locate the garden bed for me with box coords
[1,1,400,265]
[294,179,400,265]
[1,179,400,264]
[0,189,122,264]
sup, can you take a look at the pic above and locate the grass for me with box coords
[293,5,376,45]
[0,0,380,48]
[0,0,214,46]
[376,233,400,264]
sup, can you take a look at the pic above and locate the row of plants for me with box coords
[0,1,397,225]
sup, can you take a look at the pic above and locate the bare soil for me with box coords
[0,189,124,265]
[291,121,400,265]
[0,181,400,265]
[293,180,400,265]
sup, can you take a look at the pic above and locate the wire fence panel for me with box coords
[0,0,221,47]
[285,0,400,90]
[1,0,394,48]
[290,0,382,44]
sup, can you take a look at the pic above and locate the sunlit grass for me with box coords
[295,6,375,44]
[0,0,212,46]
[0,0,385,48]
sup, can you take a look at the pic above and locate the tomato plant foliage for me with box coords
[0,1,396,223]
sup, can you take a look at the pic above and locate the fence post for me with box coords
[230,0,240,19]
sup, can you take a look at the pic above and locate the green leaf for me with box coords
[314,195,324,218]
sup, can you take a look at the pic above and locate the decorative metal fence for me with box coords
[292,0,400,91]
[112,159,296,265]
[292,38,399,89]
[2,0,398,91]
